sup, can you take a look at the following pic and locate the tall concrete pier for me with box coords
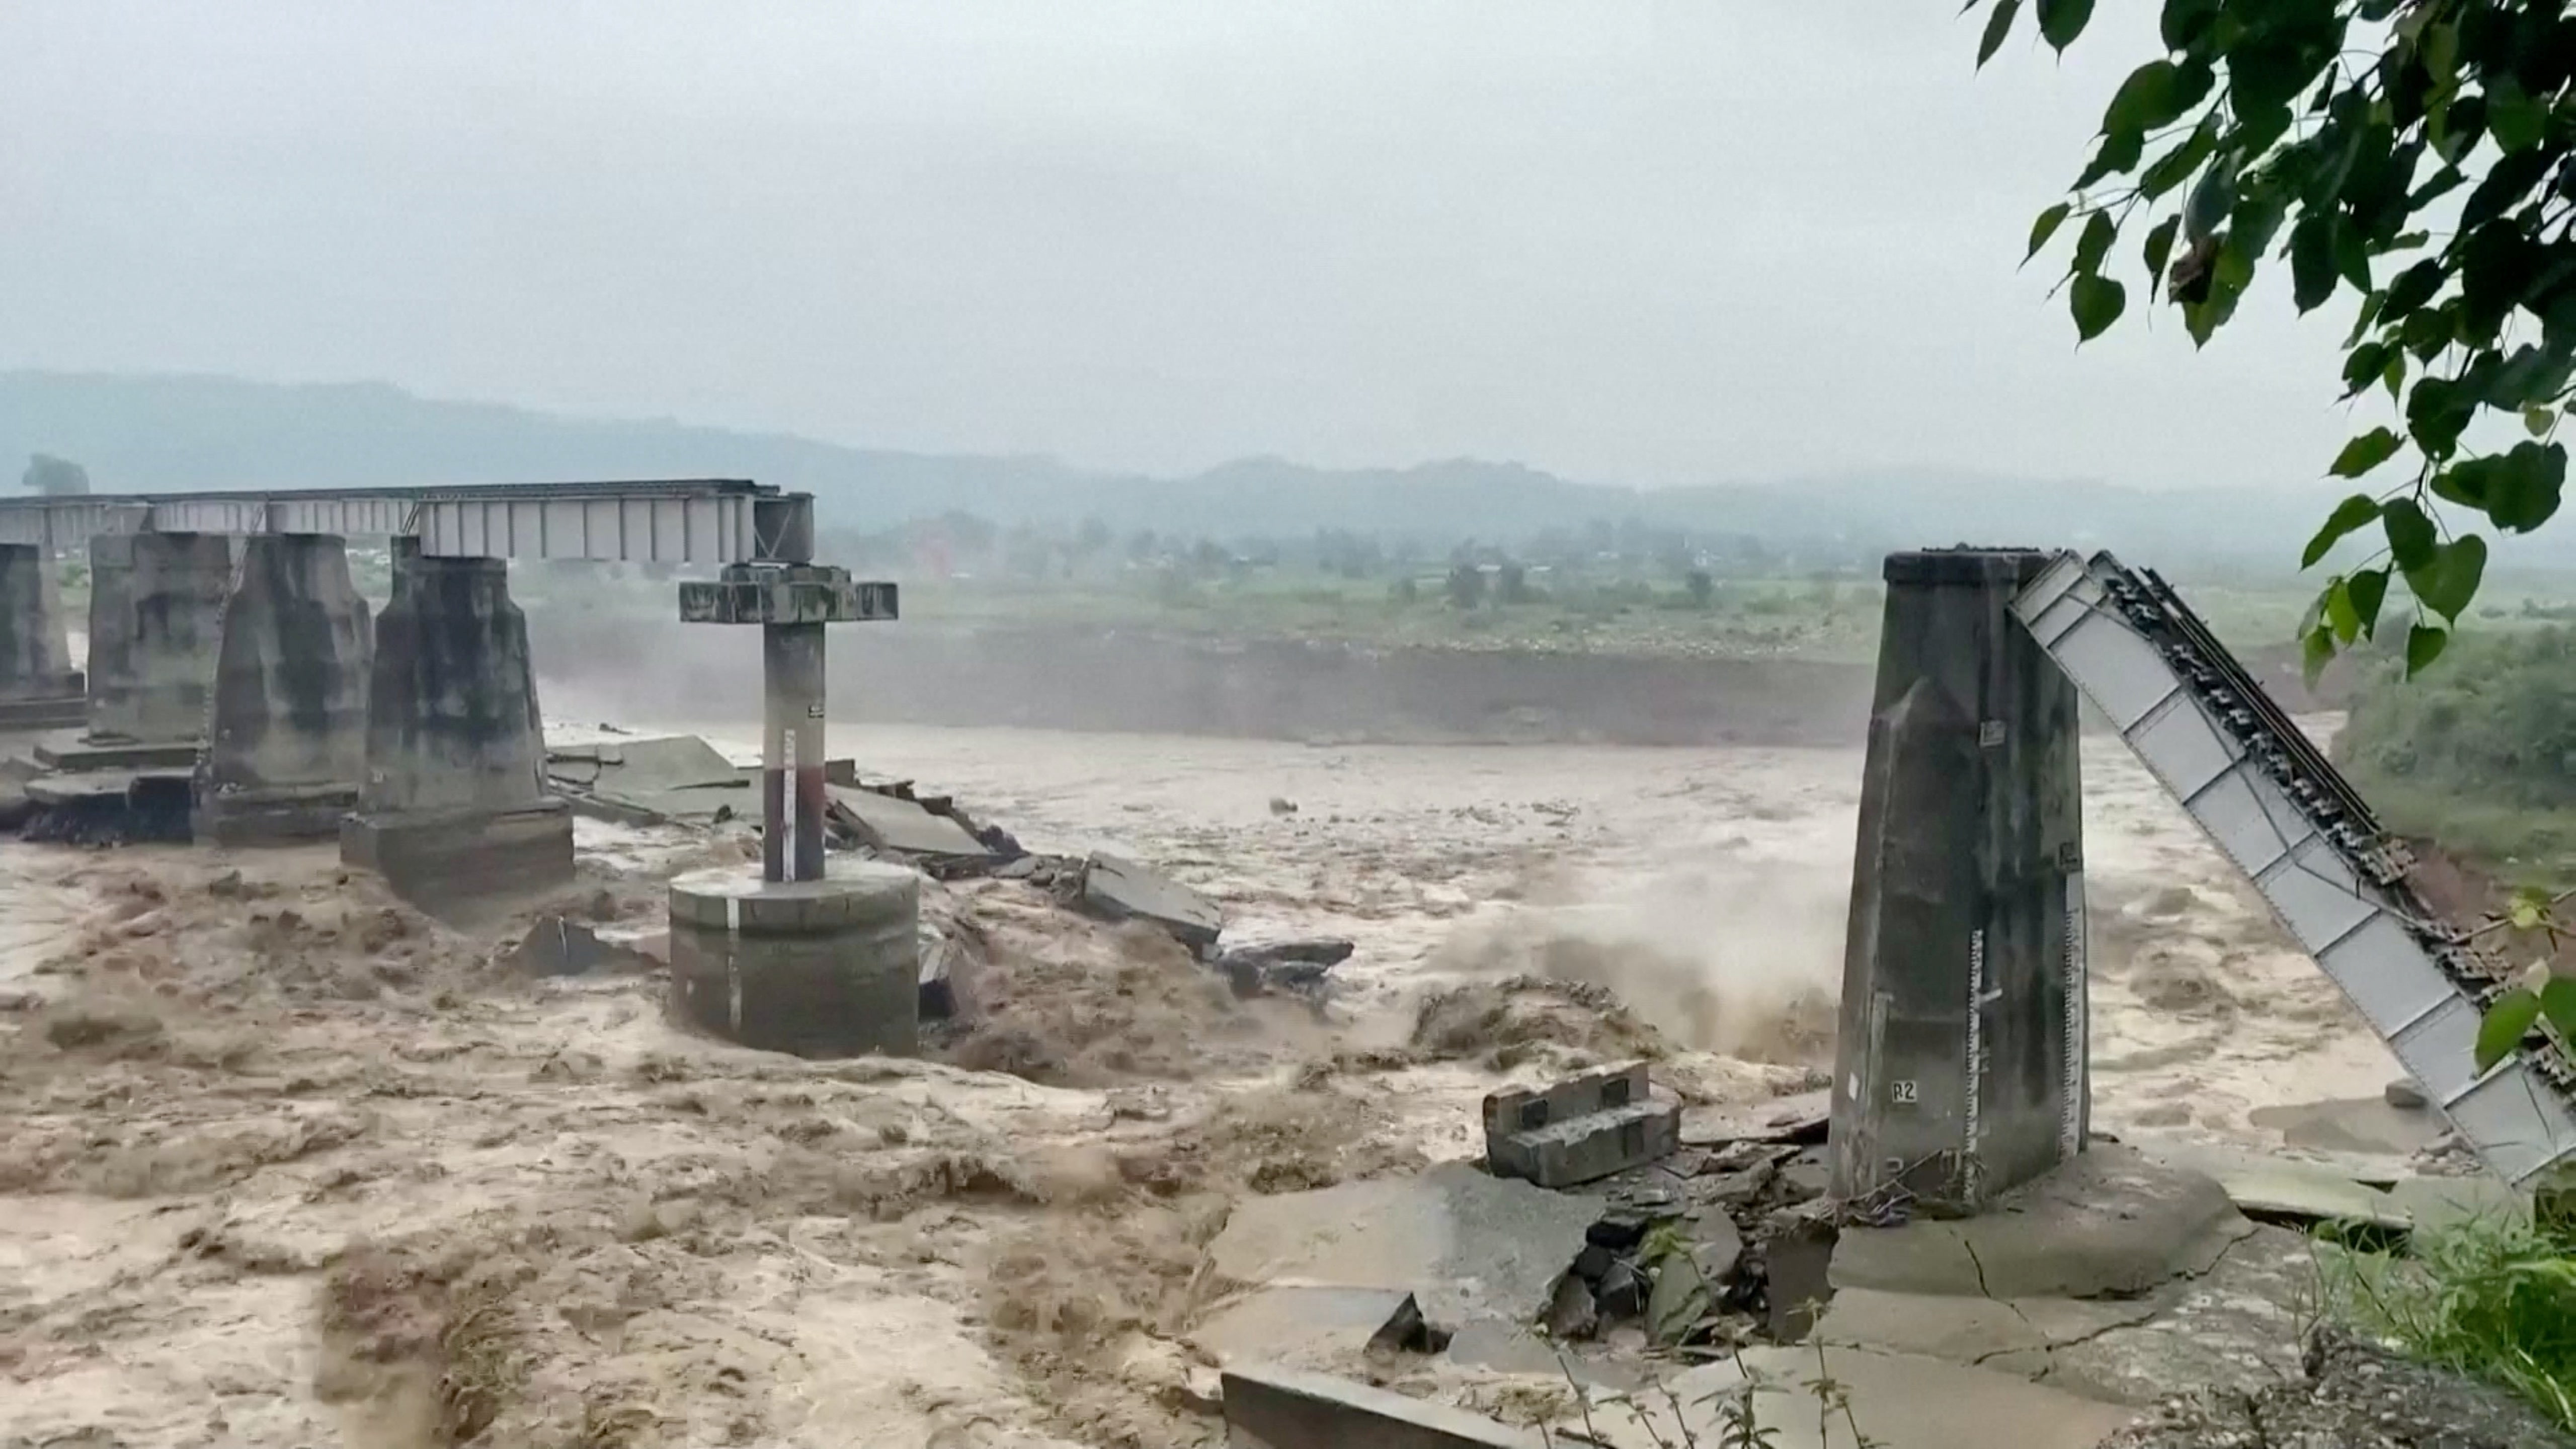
[667,550,911,1057]
[341,539,572,907]
[195,533,373,844]
[83,531,233,746]
[0,543,84,728]
[1829,549,2086,1213]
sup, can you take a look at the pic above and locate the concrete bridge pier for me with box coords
[1828,548,2086,1214]
[0,542,84,729]
[666,558,912,1057]
[340,539,572,909]
[194,533,373,845]
[74,531,233,758]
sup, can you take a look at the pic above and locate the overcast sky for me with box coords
[2,2,2392,490]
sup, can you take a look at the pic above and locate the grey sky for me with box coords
[3,2,2390,490]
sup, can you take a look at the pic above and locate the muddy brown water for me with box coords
[0,697,2407,1448]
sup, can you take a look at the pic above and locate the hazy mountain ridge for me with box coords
[2,370,2353,560]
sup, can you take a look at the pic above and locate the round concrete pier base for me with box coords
[668,859,920,1058]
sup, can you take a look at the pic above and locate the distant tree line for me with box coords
[821,510,1864,601]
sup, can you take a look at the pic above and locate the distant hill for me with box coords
[0,370,2367,564]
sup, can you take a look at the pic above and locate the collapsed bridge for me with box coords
[0,479,893,906]
[1832,548,2575,1201]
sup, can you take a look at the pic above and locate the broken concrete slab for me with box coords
[1979,1226,2319,1408]
[2139,1140,2414,1234]
[1815,1287,2157,1365]
[1220,1364,1548,1449]
[2248,1094,2447,1158]
[1214,937,1353,998]
[547,735,741,792]
[1831,1145,2251,1301]
[1638,1344,2136,1449]
[2382,1172,2529,1237]
[506,916,660,978]
[826,785,993,858]
[1082,851,1222,952]
[1191,1285,1416,1369]
[1205,1161,1598,1336]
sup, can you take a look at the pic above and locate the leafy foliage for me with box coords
[1978,0,2576,675]
[2322,1212,2576,1432]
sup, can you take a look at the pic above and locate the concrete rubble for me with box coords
[2103,1328,2575,1449]
[505,914,665,978]
[1202,1161,1600,1361]
[1210,936,1354,999]
[1220,1364,1547,1448]
[1081,850,1224,952]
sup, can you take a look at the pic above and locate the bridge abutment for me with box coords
[0,542,84,729]
[340,539,571,908]
[194,533,373,845]
[1829,548,2087,1214]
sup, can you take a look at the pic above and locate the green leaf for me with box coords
[2529,408,2559,438]
[2410,534,2488,621]
[2142,215,2180,300]
[2035,0,2094,51]
[2475,987,2543,1072]
[2406,620,2449,676]
[2301,622,2337,687]
[2305,494,2383,566]
[2324,576,2361,643]
[2104,60,2205,140]
[2381,260,2445,321]
[2486,75,2549,152]
[2183,159,2235,239]
[2328,430,2402,480]
[2487,442,2567,534]
[2158,0,2221,50]
[2288,214,2337,314]
[2348,568,2389,638]
[2462,148,2555,233]
[2071,212,2116,277]
[2381,498,2437,570]
[2069,274,2126,341]
[2341,341,2390,398]
[2139,122,2219,200]
[2407,374,2476,458]
[2331,218,2373,294]
[2512,887,2553,931]
[2026,201,2071,263]
[1978,0,2023,67]
[2544,979,2576,1038]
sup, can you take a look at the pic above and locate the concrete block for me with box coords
[667,860,920,1057]
[1220,1365,1547,1449]
[1830,547,2086,1213]
[678,564,897,625]
[357,541,550,819]
[825,785,992,857]
[84,531,232,745]
[1484,1063,1679,1187]
[340,801,575,912]
[197,533,372,845]
[1489,1100,1680,1188]
[0,542,82,723]
[1082,851,1222,951]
